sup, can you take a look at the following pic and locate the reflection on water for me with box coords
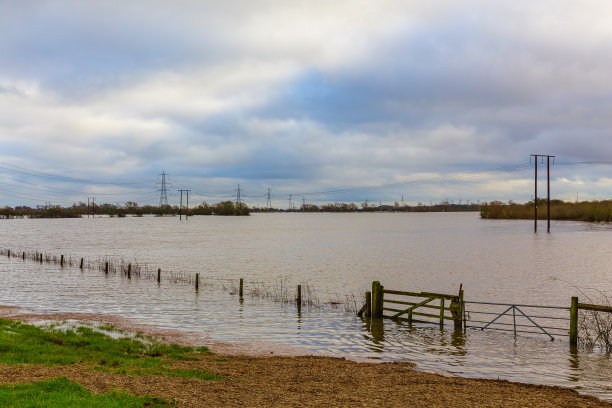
[0,213,611,400]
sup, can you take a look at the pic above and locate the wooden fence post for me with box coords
[570,296,579,346]
[454,289,464,330]
[372,281,384,318]
[297,285,302,305]
[195,273,199,291]
[440,298,445,326]
[365,291,372,317]
[157,268,161,284]
[127,264,131,279]
[239,278,243,297]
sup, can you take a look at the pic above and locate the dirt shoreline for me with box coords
[1,306,610,407]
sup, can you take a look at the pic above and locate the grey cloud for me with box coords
[1,0,612,207]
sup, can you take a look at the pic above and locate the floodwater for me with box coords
[0,213,611,400]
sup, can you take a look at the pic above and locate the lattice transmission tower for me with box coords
[266,188,272,209]
[157,171,171,208]
[235,184,242,204]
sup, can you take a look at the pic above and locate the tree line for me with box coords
[0,201,250,219]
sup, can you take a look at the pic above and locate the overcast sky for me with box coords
[1,0,611,208]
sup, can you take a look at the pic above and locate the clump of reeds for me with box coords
[481,199,612,222]
[578,293,612,352]
[300,283,320,307]
[552,277,612,352]
[341,291,361,314]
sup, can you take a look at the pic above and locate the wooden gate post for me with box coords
[451,288,464,330]
[372,281,384,318]
[570,296,579,346]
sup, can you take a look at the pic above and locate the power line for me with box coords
[0,161,152,186]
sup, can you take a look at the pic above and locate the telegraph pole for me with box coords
[179,189,184,220]
[178,189,191,220]
[547,156,552,233]
[186,190,191,218]
[530,154,555,233]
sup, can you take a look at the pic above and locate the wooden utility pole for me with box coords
[178,189,191,220]
[547,156,551,233]
[530,154,555,233]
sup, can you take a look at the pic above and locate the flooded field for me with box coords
[0,213,611,400]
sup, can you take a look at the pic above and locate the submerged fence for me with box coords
[0,247,326,310]
[464,301,569,341]
[359,281,612,346]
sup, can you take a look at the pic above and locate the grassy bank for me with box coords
[0,377,172,407]
[480,200,612,222]
[0,318,219,407]
[0,316,609,407]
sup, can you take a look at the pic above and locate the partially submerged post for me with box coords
[127,263,131,279]
[60,255,64,267]
[157,268,161,284]
[7,250,10,258]
[371,281,384,318]
[239,278,244,298]
[195,273,199,291]
[357,291,372,318]
[365,291,372,317]
[80,258,84,269]
[570,296,579,346]
[105,262,109,275]
[297,285,302,305]
[22,252,25,260]
[452,286,464,330]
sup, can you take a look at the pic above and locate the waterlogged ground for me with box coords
[0,213,611,400]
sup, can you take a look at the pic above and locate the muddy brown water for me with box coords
[0,213,611,400]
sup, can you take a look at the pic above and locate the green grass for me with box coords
[0,377,173,407]
[0,318,220,380]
